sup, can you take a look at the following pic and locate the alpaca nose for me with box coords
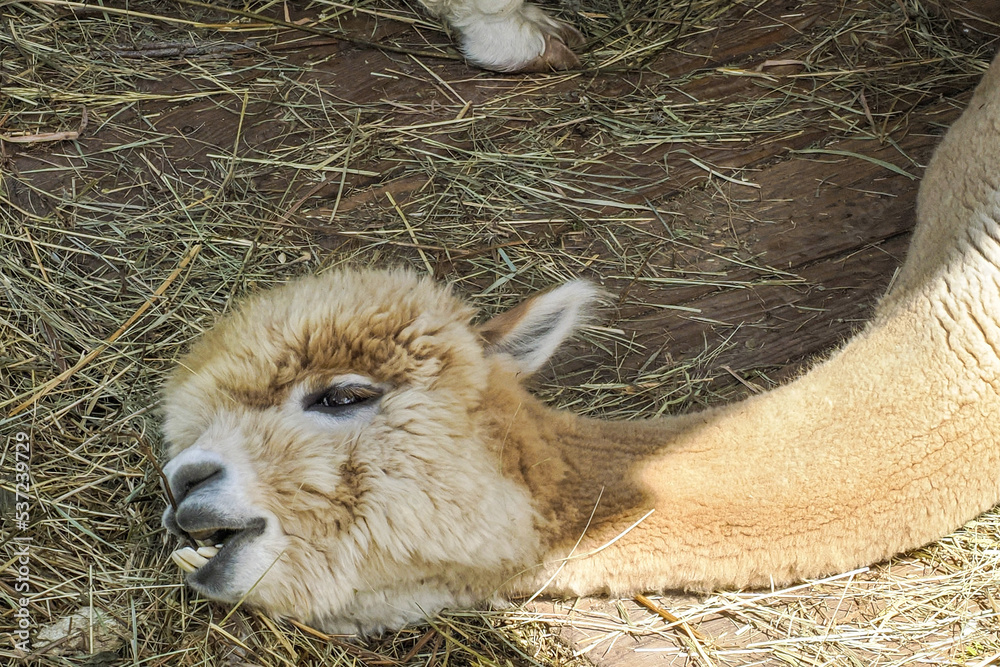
[169,461,223,505]
[162,448,227,506]
[162,448,260,543]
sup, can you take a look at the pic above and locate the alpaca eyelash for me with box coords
[305,385,383,414]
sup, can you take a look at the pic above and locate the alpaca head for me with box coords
[160,269,599,632]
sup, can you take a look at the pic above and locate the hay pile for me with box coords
[2,0,999,664]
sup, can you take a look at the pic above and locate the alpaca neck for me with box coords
[489,267,1000,598]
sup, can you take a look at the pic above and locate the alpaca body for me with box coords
[160,54,1000,634]
[509,56,1000,595]
[499,285,1000,597]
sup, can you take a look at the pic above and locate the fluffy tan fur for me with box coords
[161,52,1000,634]
[163,272,542,631]
[419,0,582,72]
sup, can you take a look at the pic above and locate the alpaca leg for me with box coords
[423,0,583,72]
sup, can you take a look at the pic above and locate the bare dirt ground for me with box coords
[3,0,1000,665]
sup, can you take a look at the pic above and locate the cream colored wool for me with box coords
[420,0,582,72]
[161,51,1000,635]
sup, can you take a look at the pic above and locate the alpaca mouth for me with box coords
[169,528,236,573]
[171,543,223,573]
[168,518,267,575]
[188,527,241,546]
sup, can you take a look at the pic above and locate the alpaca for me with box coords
[418,0,582,72]
[160,53,1000,634]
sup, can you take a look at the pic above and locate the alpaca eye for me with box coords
[306,385,383,415]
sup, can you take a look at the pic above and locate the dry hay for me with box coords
[2,0,1000,665]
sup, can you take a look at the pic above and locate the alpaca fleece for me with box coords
[161,51,1000,635]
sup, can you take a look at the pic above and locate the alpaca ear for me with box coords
[477,281,601,374]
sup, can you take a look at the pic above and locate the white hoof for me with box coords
[457,3,583,72]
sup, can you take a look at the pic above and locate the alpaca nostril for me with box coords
[170,461,224,505]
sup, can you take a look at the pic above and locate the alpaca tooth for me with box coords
[171,549,197,573]
[197,546,219,558]
[175,546,209,569]
[214,544,224,549]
